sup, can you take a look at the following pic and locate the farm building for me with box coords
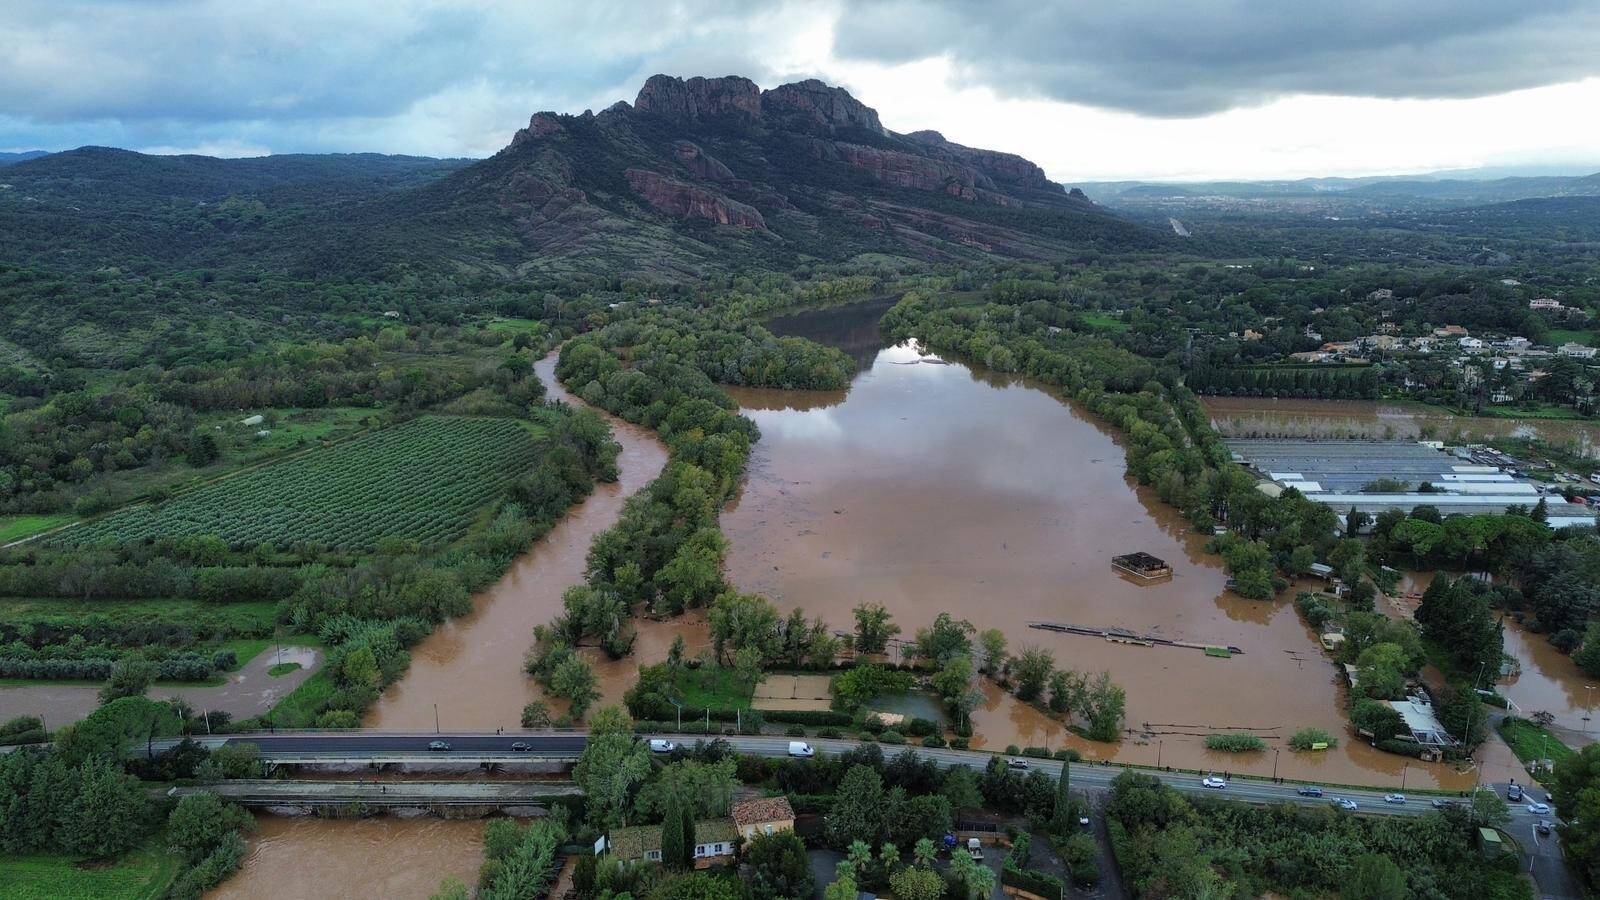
[1111,552,1172,579]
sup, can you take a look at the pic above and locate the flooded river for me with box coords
[721,303,1511,789]
[1202,396,1600,457]
[364,351,672,731]
[209,816,485,900]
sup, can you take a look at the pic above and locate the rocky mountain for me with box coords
[0,76,1158,278]
[378,74,1158,277]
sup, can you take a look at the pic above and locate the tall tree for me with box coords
[826,765,886,849]
[1345,853,1408,900]
[1051,758,1073,833]
[660,794,689,871]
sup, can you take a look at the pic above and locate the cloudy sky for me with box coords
[3,0,1600,182]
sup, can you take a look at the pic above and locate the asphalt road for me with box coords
[145,730,1579,898]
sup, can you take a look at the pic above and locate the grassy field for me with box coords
[1081,312,1129,333]
[0,599,278,637]
[0,514,75,544]
[672,666,756,712]
[257,669,337,728]
[1546,329,1596,347]
[1481,403,1590,421]
[1497,717,1576,770]
[60,416,542,550]
[268,662,302,678]
[198,405,377,459]
[0,842,180,899]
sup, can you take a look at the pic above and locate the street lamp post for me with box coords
[1585,684,1596,736]
[1402,764,1408,791]
[1156,740,1163,769]
[1273,749,1280,782]
[433,703,440,734]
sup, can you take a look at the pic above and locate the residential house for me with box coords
[1242,329,1264,341]
[1366,289,1394,302]
[1289,351,1335,363]
[1433,325,1469,338]
[1492,336,1531,351]
[1458,337,1485,351]
[1361,334,1400,351]
[732,797,795,844]
[603,819,739,867]
[1529,298,1563,310]
[1559,342,1598,359]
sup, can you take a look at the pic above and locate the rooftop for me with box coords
[607,818,738,859]
[732,796,795,828]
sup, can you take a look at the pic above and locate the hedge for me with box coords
[763,709,852,726]
[786,793,836,815]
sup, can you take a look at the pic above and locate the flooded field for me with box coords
[1203,396,1600,457]
[721,304,1510,789]
[365,351,674,731]
[209,816,485,900]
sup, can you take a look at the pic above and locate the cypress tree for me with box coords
[661,795,688,870]
[1051,758,1072,834]
[679,799,697,865]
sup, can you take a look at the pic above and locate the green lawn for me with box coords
[1481,403,1589,421]
[1497,717,1576,770]
[1545,329,1596,347]
[672,666,755,712]
[0,514,74,544]
[0,842,180,899]
[267,662,302,678]
[1081,312,1129,333]
[255,669,337,728]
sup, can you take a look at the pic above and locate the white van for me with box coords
[648,739,677,754]
[787,741,814,758]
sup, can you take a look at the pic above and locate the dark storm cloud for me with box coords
[832,0,1600,116]
[0,0,784,152]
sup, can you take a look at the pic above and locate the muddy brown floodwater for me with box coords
[1202,396,1600,458]
[208,816,486,900]
[721,305,1516,790]
[364,351,673,731]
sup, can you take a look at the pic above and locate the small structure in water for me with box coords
[1111,552,1172,580]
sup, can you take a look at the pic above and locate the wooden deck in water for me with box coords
[1028,621,1243,656]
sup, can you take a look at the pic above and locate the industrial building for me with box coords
[1226,439,1594,530]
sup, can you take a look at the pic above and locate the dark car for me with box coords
[1297,786,1324,798]
[510,741,532,752]
[427,740,451,751]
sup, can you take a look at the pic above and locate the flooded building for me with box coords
[1110,552,1173,579]
[1226,439,1593,528]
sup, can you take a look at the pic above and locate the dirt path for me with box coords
[0,644,322,728]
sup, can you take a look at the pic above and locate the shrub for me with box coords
[857,732,877,742]
[1005,745,1021,756]
[522,700,552,728]
[880,730,906,745]
[904,717,938,737]
[922,734,947,748]
[1022,746,1052,758]
[818,727,842,739]
[1204,733,1266,753]
[785,725,806,737]
[1053,748,1081,762]
[764,709,851,726]
[949,737,970,750]
[1288,727,1338,750]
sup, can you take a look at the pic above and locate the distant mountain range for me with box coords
[0,77,1160,279]
[0,151,51,166]
[1080,169,1600,206]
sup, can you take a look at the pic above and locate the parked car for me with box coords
[965,838,984,861]
[1202,777,1227,789]
[1383,794,1407,805]
[1297,786,1324,798]
[510,741,532,752]
[1078,814,1090,827]
[1527,802,1551,815]
[787,741,814,759]
[1330,798,1358,811]
[1537,820,1554,836]
[427,740,451,751]
[1507,783,1524,801]
[1006,758,1030,771]
[648,739,677,754]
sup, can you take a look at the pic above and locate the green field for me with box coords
[1546,329,1596,347]
[0,515,75,544]
[1497,717,1576,770]
[1081,312,1129,333]
[0,599,278,638]
[0,843,179,899]
[671,667,756,712]
[60,416,541,550]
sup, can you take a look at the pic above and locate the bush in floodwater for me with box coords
[1204,733,1266,753]
[1289,727,1338,750]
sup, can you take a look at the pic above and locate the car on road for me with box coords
[427,740,451,751]
[787,741,815,759]
[1383,794,1407,805]
[1006,758,1030,771]
[648,739,677,754]
[1537,820,1553,836]
[1507,783,1523,801]
[1527,802,1551,815]
[1430,799,1458,810]
[1330,798,1358,811]
[510,741,532,752]
[1201,777,1227,789]
[1296,786,1324,798]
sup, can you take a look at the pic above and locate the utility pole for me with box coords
[433,703,440,734]
[1585,684,1595,736]
[1401,764,1408,792]
[1157,740,1162,768]
[1273,749,1280,782]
